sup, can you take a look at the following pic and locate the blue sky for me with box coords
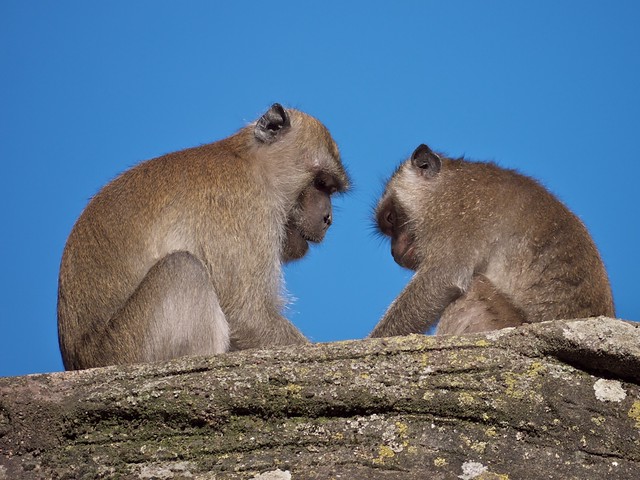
[2,2,639,377]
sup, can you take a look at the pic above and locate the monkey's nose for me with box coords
[324,213,332,227]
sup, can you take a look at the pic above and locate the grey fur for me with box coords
[370,144,614,337]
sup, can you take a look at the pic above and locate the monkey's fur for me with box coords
[370,144,614,337]
[58,104,350,370]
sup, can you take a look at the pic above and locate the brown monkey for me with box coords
[369,143,614,338]
[58,104,350,370]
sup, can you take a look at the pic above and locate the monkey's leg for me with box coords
[437,274,526,335]
[98,251,229,366]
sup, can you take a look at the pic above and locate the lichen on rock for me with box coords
[0,317,638,479]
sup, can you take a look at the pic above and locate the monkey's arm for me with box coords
[369,268,467,338]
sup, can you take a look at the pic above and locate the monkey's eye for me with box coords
[315,176,338,195]
[385,210,395,227]
[377,209,395,236]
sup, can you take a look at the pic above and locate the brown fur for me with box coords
[58,104,350,370]
[369,144,614,338]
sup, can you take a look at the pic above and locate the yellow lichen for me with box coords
[472,441,487,453]
[458,392,475,406]
[423,391,435,401]
[504,374,524,399]
[420,353,431,367]
[527,361,546,377]
[284,384,302,395]
[628,400,640,428]
[297,367,310,376]
[478,473,510,480]
[434,457,448,467]
[372,445,395,465]
[395,421,408,437]
[460,433,487,454]
[395,421,410,447]
[484,426,498,437]
[504,362,546,400]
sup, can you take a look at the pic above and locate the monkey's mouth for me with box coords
[294,223,326,244]
[282,224,317,263]
[392,235,419,270]
[300,230,323,244]
[396,247,419,270]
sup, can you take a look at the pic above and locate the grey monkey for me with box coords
[370,143,614,337]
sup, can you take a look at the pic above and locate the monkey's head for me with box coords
[281,170,346,261]
[253,103,351,262]
[376,144,443,271]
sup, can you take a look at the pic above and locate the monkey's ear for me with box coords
[411,144,441,177]
[255,103,291,144]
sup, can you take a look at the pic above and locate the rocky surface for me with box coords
[1,317,639,479]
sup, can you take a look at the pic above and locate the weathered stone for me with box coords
[0,317,638,479]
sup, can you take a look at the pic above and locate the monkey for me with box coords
[369,143,614,338]
[57,103,350,370]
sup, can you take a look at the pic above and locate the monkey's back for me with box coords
[57,133,279,365]
[448,160,615,322]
